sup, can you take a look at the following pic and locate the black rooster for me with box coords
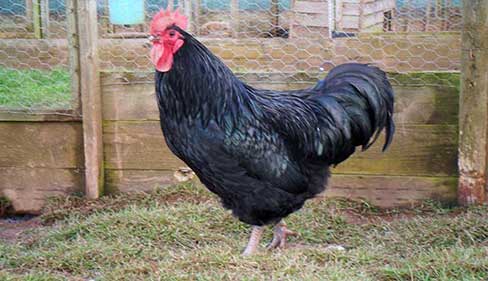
[149,9,394,255]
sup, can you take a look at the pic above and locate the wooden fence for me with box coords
[0,0,486,214]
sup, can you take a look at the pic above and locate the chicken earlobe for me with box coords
[242,226,264,256]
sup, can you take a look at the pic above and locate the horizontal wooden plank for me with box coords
[103,169,457,208]
[363,0,395,15]
[341,15,360,29]
[0,111,81,122]
[104,121,457,177]
[294,13,329,27]
[102,83,159,121]
[325,174,458,208]
[0,122,83,169]
[361,11,384,29]
[103,121,185,170]
[333,125,458,177]
[0,168,83,213]
[342,3,361,16]
[101,74,458,125]
[294,1,329,14]
[106,169,177,193]
[394,86,458,125]
[101,71,461,88]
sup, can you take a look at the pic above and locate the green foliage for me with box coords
[0,68,71,109]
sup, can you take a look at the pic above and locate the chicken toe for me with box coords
[267,221,297,250]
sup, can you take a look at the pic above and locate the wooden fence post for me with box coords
[25,0,33,26]
[75,0,104,199]
[66,0,80,114]
[458,0,488,205]
[40,0,49,37]
[32,0,42,38]
[230,0,239,38]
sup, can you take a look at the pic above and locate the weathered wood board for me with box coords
[103,121,457,177]
[0,167,83,213]
[101,71,459,207]
[101,73,459,125]
[0,122,84,213]
[326,175,457,207]
[0,122,83,168]
[105,169,176,193]
[0,69,460,213]
[105,169,457,208]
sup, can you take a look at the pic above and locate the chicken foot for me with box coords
[266,221,297,250]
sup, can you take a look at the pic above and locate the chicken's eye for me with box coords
[169,30,176,37]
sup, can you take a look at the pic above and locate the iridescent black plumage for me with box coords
[155,27,395,226]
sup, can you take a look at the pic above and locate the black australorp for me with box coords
[155,25,395,227]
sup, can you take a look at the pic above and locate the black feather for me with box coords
[155,27,395,226]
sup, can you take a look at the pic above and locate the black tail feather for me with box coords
[314,63,395,154]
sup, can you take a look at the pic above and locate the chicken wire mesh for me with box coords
[98,0,462,88]
[0,0,74,113]
[0,0,462,112]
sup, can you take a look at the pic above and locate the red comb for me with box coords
[150,7,188,34]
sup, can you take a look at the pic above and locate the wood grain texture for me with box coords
[294,13,329,27]
[101,73,459,125]
[294,1,329,14]
[362,0,395,15]
[105,169,177,193]
[0,111,81,122]
[103,121,457,177]
[0,168,83,213]
[103,121,185,170]
[458,0,488,205]
[333,125,458,177]
[103,169,457,208]
[326,175,457,208]
[0,122,83,169]
[77,0,104,198]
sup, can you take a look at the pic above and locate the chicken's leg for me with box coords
[242,226,264,256]
[267,221,297,250]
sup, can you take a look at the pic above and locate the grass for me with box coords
[0,68,71,110]
[1,182,487,280]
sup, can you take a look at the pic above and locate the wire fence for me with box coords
[0,0,462,112]
[0,0,72,112]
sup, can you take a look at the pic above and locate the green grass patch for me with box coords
[0,68,71,110]
[2,184,488,280]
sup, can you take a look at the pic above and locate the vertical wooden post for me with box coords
[25,0,33,25]
[270,0,279,36]
[425,0,431,31]
[76,0,104,199]
[327,0,334,38]
[183,0,192,32]
[33,0,42,38]
[230,0,239,38]
[403,0,411,32]
[66,0,80,114]
[192,0,200,35]
[443,0,451,31]
[40,0,49,37]
[101,0,112,35]
[458,0,488,205]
